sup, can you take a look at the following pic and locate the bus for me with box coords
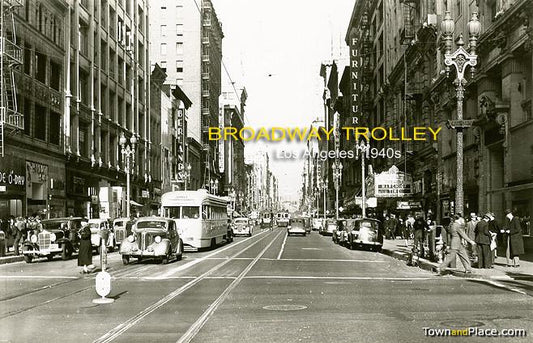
[161,189,229,250]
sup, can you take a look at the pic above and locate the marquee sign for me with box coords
[371,165,412,198]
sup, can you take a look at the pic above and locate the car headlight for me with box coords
[288,225,292,229]
[31,235,38,243]
[50,233,57,242]
[127,235,135,243]
[154,236,162,243]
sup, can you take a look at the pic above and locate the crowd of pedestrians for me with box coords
[0,215,44,256]
[435,209,525,275]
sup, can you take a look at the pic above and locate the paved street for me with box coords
[0,226,531,343]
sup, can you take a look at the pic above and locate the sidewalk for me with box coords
[0,245,24,264]
[381,239,533,280]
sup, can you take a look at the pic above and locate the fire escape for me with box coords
[0,0,23,157]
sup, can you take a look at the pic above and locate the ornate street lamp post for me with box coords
[356,140,370,218]
[441,11,481,216]
[332,162,343,220]
[120,133,137,218]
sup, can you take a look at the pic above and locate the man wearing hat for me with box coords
[474,214,492,268]
[466,213,479,262]
[502,209,524,268]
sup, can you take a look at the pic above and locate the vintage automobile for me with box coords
[303,217,312,234]
[85,218,115,252]
[120,217,183,264]
[320,218,338,236]
[338,219,356,246]
[232,217,253,237]
[113,217,134,247]
[346,218,383,251]
[287,218,307,236]
[312,218,323,231]
[22,217,87,263]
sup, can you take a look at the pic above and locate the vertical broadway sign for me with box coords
[350,31,362,122]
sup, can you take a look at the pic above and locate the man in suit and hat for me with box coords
[436,214,476,274]
[502,209,524,268]
[474,214,492,268]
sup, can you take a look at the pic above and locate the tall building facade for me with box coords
[149,0,223,192]
[341,0,532,247]
[65,0,151,218]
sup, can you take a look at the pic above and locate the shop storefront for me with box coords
[0,157,26,218]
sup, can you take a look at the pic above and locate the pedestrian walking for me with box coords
[436,214,476,275]
[13,217,26,256]
[474,214,492,268]
[413,214,429,257]
[502,209,524,268]
[78,224,93,274]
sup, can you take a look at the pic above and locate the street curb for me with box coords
[381,248,512,280]
[0,255,24,265]
[381,248,437,273]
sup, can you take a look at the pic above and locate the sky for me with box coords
[211,0,355,201]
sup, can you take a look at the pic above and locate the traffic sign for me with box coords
[93,271,114,304]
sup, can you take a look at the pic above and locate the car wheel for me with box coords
[161,250,171,264]
[176,240,183,261]
[23,254,33,263]
[210,238,217,250]
[122,255,130,265]
[61,244,72,260]
[46,254,54,261]
[376,246,382,253]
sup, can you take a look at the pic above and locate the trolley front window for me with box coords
[165,206,200,219]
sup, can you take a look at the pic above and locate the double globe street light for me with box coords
[119,133,137,218]
[332,162,343,220]
[441,11,481,217]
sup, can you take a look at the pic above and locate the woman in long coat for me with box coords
[507,211,524,267]
[78,224,92,273]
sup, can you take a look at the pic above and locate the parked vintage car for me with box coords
[312,218,323,231]
[85,218,115,252]
[232,217,253,237]
[120,217,183,264]
[22,217,87,263]
[113,217,134,247]
[346,218,383,251]
[338,219,356,246]
[320,218,338,236]
[303,217,312,234]
[287,218,307,236]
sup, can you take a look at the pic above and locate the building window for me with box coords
[50,61,61,91]
[161,25,166,37]
[160,43,167,55]
[23,44,31,75]
[79,124,89,158]
[79,71,89,105]
[34,104,46,141]
[49,111,60,145]
[79,24,89,55]
[35,52,46,83]
[176,42,183,55]
[23,98,31,136]
[176,24,183,36]
[160,61,167,73]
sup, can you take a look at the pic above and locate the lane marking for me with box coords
[93,232,272,343]
[154,230,268,279]
[276,232,288,260]
[262,258,387,263]
[301,248,322,250]
[0,275,78,279]
[471,279,529,296]
[177,230,283,343]
[243,276,439,280]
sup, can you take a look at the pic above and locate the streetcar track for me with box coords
[93,230,276,343]
[0,278,79,302]
[177,230,283,343]
[0,284,93,320]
